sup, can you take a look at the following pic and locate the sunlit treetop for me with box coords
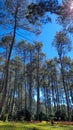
[26,0,73,27]
[70,1,73,10]
[57,0,73,26]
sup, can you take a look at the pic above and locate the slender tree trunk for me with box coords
[10,70,17,115]
[51,84,56,110]
[25,81,27,110]
[56,83,60,111]
[0,6,18,113]
[37,77,40,120]
[23,51,28,110]
[20,85,23,110]
[70,87,73,104]
[29,51,33,116]
[60,59,70,121]
[29,81,32,114]
[44,87,48,115]
[36,50,40,121]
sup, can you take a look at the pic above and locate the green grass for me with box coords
[0,121,73,130]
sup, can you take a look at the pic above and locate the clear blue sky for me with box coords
[37,14,61,59]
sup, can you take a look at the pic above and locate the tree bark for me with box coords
[36,50,40,120]
[60,58,71,121]
[0,5,18,113]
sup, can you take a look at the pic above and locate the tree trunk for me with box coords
[0,5,18,114]
[25,81,27,110]
[36,50,40,121]
[60,59,71,121]
[29,51,33,117]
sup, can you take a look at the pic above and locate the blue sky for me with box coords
[0,0,73,60]
[0,14,73,60]
[35,14,73,60]
[36,0,73,60]
[15,14,62,59]
[37,14,61,59]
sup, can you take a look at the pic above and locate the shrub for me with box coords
[55,110,61,121]
[17,110,25,120]
[71,110,73,121]
[24,109,31,121]
[8,113,13,121]
[1,114,6,122]
[34,112,47,121]
[48,114,55,120]
[55,109,67,121]
[9,109,31,121]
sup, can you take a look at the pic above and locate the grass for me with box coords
[0,121,73,130]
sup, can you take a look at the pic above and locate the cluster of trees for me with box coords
[0,35,73,121]
[0,0,73,121]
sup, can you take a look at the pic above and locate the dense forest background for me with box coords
[0,0,73,122]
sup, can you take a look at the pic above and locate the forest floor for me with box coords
[0,121,73,130]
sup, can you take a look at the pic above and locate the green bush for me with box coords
[34,112,47,121]
[48,113,55,120]
[71,110,73,121]
[1,114,6,122]
[55,109,67,121]
[17,110,25,121]
[24,109,31,121]
[8,113,13,120]
[39,112,47,121]
[9,109,31,121]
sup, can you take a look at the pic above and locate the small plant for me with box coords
[2,114,6,122]
[55,109,67,121]
[41,121,46,124]
[35,112,47,121]
[33,127,37,130]
[50,119,54,125]
[24,109,31,121]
